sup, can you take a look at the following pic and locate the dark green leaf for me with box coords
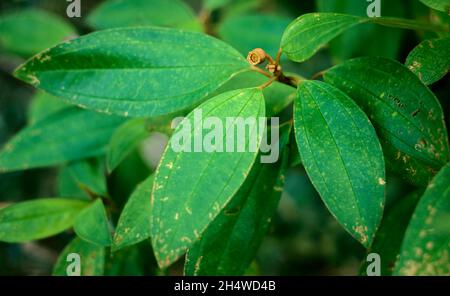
[105,244,149,276]
[324,57,450,186]
[361,191,421,275]
[0,9,76,57]
[87,0,202,31]
[14,27,249,117]
[113,175,153,251]
[218,14,292,57]
[151,88,265,268]
[0,108,124,172]
[53,238,104,276]
[294,80,385,247]
[406,38,450,85]
[0,198,88,242]
[395,163,450,275]
[74,199,112,247]
[185,141,289,275]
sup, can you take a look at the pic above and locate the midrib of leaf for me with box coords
[212,162,268,274]
[162,90,262,255]
[0,207,85,225]
[34,35,244,63]
[301,86,364,227]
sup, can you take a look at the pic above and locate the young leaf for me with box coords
[14,27,249,117]
[0,198,88,242]
[107,118,149,173]
[360,191,421,275]
[218,14,292,57]
[185,145,289,275]
[151,88,265,268]
[0,9,76,57]
[394,163,450,275]
[281,13,366,62]
[0,108,124,173]
[406,38,450,85]
[58,158,107,200]
[74,199,112,247]
[420,0,450,12]
[53,238,104,276]
[87,0,202,32]
[294,80,385,247]
[28,91,69,124]
[324,57,450,186]
[113,175,154,251]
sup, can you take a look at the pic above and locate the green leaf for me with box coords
[185,144,289,275]
[406,38,450,85]
[58,158,107,200]
[360,191,421,275]
[28,91,69,124]
[281,13,447,63]
[324,57,450,186]
[53,238,105,276]
[0,108,124,172]
[420,0,450,12]
[107,118,149,173]
[74,199,112,247]
[113,175,154,251]
[294,80,385,247]
[151,88,265,268]
[394,163,450,275]
[0,198,88,242]
[218,14,292,57]
[0,9,77,57]
[14,27,249,117]
[317,0,405,61]
[87,0,202,32]
[281,13,366,62]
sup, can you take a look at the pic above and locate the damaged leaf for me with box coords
[151,88,265,268]
[294,80,385,247]
[324,57,450,186]
[14,27,249,117]
[406,37,450,85]
[395,163,450,275]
